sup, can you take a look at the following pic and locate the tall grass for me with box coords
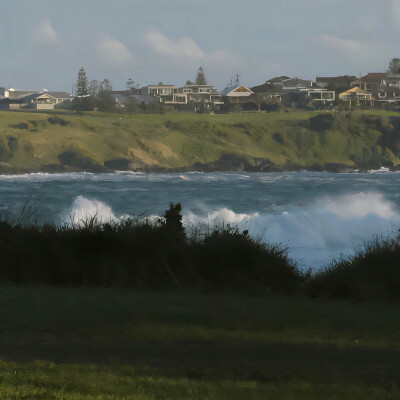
[0,203,302,293]
[1,202,399,300]
[306,233,400,301]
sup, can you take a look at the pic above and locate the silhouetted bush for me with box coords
[0,204,302,293]
[190,226,301,293]
[4,203,398,300]
[305,234,400,301]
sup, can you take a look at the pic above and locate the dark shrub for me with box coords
[58,150,100,171]
[306,235,400,301]
[272,132,284,144]
[191,227,302,293]
[308,113,335,131]
[0,203,302,294]
[48,116,69,126]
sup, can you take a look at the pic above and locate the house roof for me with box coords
[8,90,39,99]
[144,84,177,88]
[252,76,315,92]
[267,76,290,84]
[45,92,71,98]
[6,90,70,101]
[340,87,371,95]
[251,82,272,92]
[352,73,388,85]
[363,73,387,82]
[282,78,311,84]
[220,84,253,96]
[316,75,357,83]
[20,93,42,102]
[251,76,291,93]
[184,84,215,88]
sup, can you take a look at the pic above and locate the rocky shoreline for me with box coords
[0,155,397,175]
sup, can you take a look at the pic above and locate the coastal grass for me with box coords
[306,234,400,302]
[2,286,400,348]
[1,286,400,399]
[0,109,399,171]
[0,217,301,293]
[1,361,397,400]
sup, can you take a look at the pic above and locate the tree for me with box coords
[388,58,400,74]
[125,78,136,94]
[97,79,115,112]
[88,80,99,97]
[186,80,193,86]
[73,67,91,111]
[195,67,207,85]
[252,93,267,112]
[125,78,139,113]
[163,203,184,236]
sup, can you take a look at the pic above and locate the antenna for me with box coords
[235,74,240,84]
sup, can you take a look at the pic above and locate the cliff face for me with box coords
[0,110,399,173]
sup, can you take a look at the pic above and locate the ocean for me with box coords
[1,170,399,270]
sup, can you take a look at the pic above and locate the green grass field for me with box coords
[0,109,399,172]
[1,286,400,399]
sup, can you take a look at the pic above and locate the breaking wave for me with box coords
[66,196,118,224]
[64,192,399,269]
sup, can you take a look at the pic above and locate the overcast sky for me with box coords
[1,0,399,91]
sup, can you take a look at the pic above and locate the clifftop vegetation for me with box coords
[0,110,399,173]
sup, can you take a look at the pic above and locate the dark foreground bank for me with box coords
[1,203,399,301]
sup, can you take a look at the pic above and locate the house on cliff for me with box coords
[339,87,374,106]
[220,84,253,103]
[0,88,71,109]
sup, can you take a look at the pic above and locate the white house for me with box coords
[33,92,71,109]
[306,89,335,104]
[141,84,178,103]
[220,84,253,102]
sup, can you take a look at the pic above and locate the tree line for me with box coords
[73,67,122,112]
[73,66,209,112]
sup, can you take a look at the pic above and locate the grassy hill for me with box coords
[0,109,399,173]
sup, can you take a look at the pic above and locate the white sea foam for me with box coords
[367,167,390,173]
[321,192,397,219]
[181,192,399,268]
[66,195,118,225]
[62,191,400,269]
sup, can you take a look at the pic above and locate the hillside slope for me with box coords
[0,110,399,173]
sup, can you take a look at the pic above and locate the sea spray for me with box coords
[66,196,118,225]
[62,191,400,269]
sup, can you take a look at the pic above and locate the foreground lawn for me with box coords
[1,286,400,348]
[1,286,400,399]
[1,361,398,400]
